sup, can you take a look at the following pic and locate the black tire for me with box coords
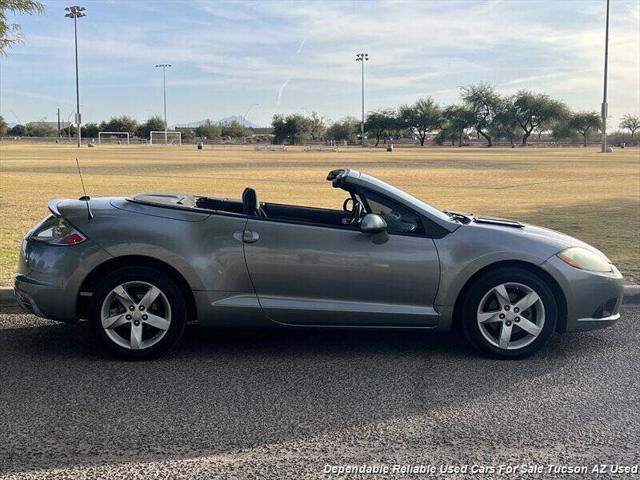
[461,267,557,359]
[89,267,186,360]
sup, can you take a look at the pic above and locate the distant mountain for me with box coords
[172,120,206,128]
[173,116,259,129]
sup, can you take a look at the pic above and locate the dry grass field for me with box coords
[1,142,639,286]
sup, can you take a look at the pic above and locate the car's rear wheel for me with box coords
[461,267,557,359]
[89,267,186,359]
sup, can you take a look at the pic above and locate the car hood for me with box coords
[463,214,608,260]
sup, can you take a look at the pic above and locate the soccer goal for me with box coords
[150,131,182,145]
[98,131,130,144]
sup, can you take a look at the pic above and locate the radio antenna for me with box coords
[75,157,94,220]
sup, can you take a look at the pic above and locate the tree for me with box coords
[180,128,196,142]
[512,90,569,146]
[0,115,6,135]
[398,98,441,146]
[0,0,44,54]
[619,114,640,139]
[551,120,579,144]
[365,109,397,146]
[8,123,26,136]
[606,130,635,146]
[195,120,222,140]
[271,115,288,144]
[62,124,77,136]
[136,115,165,139]
[491,98,521,146]
[307,111,327,141]
[271,114,312,144]
[82,122,99,138]
[568,111,601,147]
[461,83,502,147]
[325,117,359,143]
[434,127,458,146]
[99,115,138,135]
[440,105,474,147]
[25,121,56,137]
[221,120,252,139]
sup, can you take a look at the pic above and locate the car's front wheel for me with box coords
[461,267,557,359]
[89,267,186,359]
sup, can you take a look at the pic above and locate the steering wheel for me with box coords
[350,199,365,225]
[342,197,353,212]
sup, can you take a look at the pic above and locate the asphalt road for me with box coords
[1,310,639,479]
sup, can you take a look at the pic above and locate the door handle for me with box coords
[242,230,260,243]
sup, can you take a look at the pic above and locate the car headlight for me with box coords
[30,215,86,245]
[557,247,612,272]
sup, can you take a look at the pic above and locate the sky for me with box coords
[0,0,639,128]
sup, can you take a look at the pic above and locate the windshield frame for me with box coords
[334,170,459,233]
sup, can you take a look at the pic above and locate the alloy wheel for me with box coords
[100,281,172,350]
[476,282,545,350]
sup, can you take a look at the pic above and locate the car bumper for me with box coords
[574,312,621,330]
[542,255,624,333]
[14,237,111,323]
[14,275,57,318]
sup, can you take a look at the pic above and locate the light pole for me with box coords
[65,5,86,148]
[155,64,172,144]
[355,52,368,146]
[242,103,259,128]
[601,0,610,153]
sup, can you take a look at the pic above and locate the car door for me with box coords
[242,197,440,327]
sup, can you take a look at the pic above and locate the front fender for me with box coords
[434,250,546,308]
[432,224,562,308]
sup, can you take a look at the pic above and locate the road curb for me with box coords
[0,287,21,313]
[624,284,640,306]
[1,285,639,314]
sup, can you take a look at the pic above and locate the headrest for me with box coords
[242,187,259,215]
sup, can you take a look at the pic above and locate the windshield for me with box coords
[358,174,453,223]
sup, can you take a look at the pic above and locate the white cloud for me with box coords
[1,0,638,126]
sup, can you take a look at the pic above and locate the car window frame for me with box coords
[204,188,448,238]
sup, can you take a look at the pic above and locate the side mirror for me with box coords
[360,213,387,234]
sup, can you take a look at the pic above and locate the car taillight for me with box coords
[30,215,87,245]
[56,232,86,245]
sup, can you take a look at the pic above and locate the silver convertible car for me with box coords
[15,168,623,359]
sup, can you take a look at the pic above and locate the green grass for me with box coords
[1,143,639,285]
